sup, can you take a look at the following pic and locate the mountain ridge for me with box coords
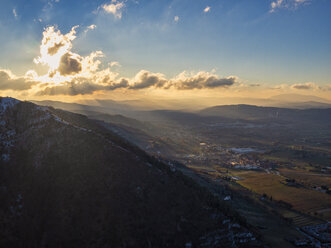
[0,97,260,247]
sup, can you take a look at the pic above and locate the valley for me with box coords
[54,102,331,247]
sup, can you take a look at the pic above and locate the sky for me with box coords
[0,0,330,103]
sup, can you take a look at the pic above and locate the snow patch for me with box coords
[0,97,20,114]
[1,154,10,162]
[52,115,69,125]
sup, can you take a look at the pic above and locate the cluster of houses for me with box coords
[302,222,331,244]
[288,222,331,247]
[178,142,277,172]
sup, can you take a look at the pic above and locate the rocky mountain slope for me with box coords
[0,97,260,248]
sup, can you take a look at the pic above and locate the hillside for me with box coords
[32,100,138,117]
[199,104,331,124]
[0,97,260,248]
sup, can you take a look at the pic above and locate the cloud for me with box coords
[0,25,240,96]
[169,71,237,90]
[125,70,237,91]
[204,6,211,13]
[174,16,179,22]
[87,24,96,30]
[84,24,97,33]
[81,51,105,74]
[290,82,319,90]
[270,0,310,12]
[34,25,79,73]
[37,75,130,96]
[0,70,36,91]
[57,52,82,76]
[38,79,107,96]
[33,26,106,82]
[270,0,284,11]
[129,70,167,89]
[101,1,125,19]
[12,8,18,19]
[33,69,238,96]
[109,61,121,67]
[271,82,325,92]
[249,83,261,87]
[108,78,129,90]
[47,41,65,55]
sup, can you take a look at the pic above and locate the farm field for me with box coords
[280,210,325,227]
[233,171,331,221]
[278,168,331,188]
[182,165,305,248]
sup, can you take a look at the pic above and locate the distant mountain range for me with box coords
[198,104,331,124]
[33,93,331,117]
[0,97,260,247]
[33,96,331,130]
